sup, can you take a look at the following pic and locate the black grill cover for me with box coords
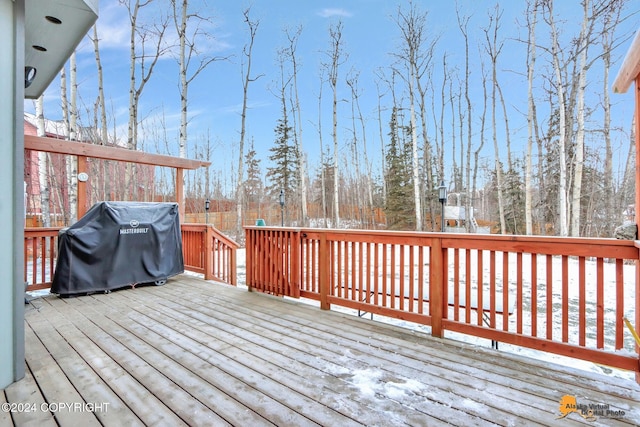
[51,201,184,296]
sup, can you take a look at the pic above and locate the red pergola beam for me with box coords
[24,135,210,170]
[24,134,210,220]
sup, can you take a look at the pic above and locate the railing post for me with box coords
[246,228,253,292]
[77,155,88,219]
[319,233,330,310]
[230,244,237,286]
[430,237,444,338]
[291,230,301,298]
[203,225,213,281]
[636,255,640,384]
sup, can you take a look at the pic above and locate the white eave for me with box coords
[24,0,98,99]
[612,28,640,94]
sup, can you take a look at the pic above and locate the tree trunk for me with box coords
[525,0,538,235]
[485,9,506,234]
[456,11,473,232]
[35,96,51,227]
[68,52,78,223]
[287,27,308,226]
[325,21,345,228]
[236,8,259,240]
[570,0,589,237]
[318,78,328,228]
[92,23,110,201]
[547,0,569,236]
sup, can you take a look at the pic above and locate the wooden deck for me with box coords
[3,275,639,426]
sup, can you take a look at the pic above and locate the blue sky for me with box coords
[28,0,640,194]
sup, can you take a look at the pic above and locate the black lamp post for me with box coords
[438,180,447,232]
[205,198,210,224]
[279,189,285,226]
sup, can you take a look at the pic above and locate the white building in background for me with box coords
[444,193,491,234]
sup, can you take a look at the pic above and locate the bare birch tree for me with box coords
[123,0,169,150]
[59,60,72,224]
[544,0,569,236]
[525,0,539,235]
[322,20,347,228]
[122,0,170,201]
[456,7,473,231]
[393,0,431,231]
[483,9,506,234]
[236,7,261,239]
[91,24,108,146]
[90,23,111,201]
[284,25,308,226]
[347,71,375,226]
[570,0,591,237]
[172,0,224,211]
[67,52,78,222]
[316,75,329,228]
[600,1,625,234]
[35,96,51,227]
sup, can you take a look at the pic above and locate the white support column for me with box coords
[0,0,25,388]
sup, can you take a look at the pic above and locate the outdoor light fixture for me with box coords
[279,189,285,227]
[438,180,447,232]
[24,66,37,88]
[205,198,210,224]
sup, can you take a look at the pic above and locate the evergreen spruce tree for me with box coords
[266,111,299,204]
[502,160,526,234]
[384,107,415,230]
[243,139,263,210]
[311,149,335,217]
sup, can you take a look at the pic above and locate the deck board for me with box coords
[4,274,640,426]
[145,283,538,425]
[0,391,14,427]
[24,322,102,427]
[25,311,144,427]
[2,364,56,427]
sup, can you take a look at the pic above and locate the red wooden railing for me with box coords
[24,227,60,291]
[24,224,238,291]
[181,224,239,285]
[245,227,640,377]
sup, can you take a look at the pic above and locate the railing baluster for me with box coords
[505,252,512,332]
[418,246,424,315]
[390,244,396,309]
[409,245,415,313]
[515,252,522,333]
[382,244,387,307]
[465,248,471,323]
[546,254,553,340]
[453,248,459,321]
[597,257,604,349]
[531,253,538,337]
[562,255,569,343]
[443,247,449,318]
[373,243,379,306]
[615,258,624,350]
[477,249,483,327]
[579,256,586,347]
[489,250,496,329]
[399,244,405,311]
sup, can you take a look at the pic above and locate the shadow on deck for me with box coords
[3,274,639,426]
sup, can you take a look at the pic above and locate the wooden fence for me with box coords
[245,227,640,377]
